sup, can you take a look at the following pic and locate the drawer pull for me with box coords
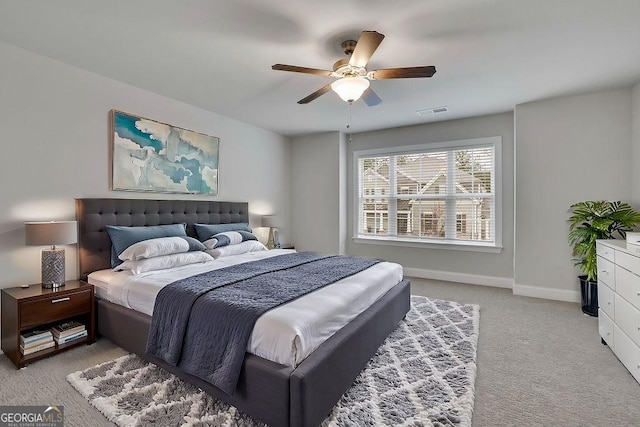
[51,297,70,304]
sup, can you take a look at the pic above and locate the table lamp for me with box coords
[261,216,280,249]
[25,221,77,288]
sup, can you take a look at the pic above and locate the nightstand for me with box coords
[1,280,95,369]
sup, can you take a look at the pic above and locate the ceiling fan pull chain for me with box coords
[347,101,353,143]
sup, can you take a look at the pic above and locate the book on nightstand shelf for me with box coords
[54,329,88,345]
[20,340,55,355]
[20,330,53,345]
[51,320,86,338]
[20,330,55,355]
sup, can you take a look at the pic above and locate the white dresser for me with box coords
[596,239,640,383]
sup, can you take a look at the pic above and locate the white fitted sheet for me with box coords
[88,249,403,367]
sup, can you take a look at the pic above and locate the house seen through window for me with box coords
[355,137,500,247]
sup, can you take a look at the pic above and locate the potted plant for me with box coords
[568,201,640,316]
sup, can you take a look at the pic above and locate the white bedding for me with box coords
[88,249,403,367]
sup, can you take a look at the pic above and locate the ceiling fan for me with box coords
[272,30,436,106]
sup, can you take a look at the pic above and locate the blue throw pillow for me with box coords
[208,231,259,248]
[106,223,187,267]
[193,222,252,242]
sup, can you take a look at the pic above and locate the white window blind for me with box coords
[355,137,500,247]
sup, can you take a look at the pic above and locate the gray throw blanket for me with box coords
[146,252,381,395]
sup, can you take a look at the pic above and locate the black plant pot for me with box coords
[579,275,598,317]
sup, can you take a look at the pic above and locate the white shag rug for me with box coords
[68,295,479,426]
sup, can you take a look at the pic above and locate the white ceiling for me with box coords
[1,0,639,136]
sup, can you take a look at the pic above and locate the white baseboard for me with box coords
[513,284,581,303]
[403,267,513,289]
[404,267,581,303]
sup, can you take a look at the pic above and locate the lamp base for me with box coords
[266,228,281,249]
[42,282,65,289]
[42,248,65,288]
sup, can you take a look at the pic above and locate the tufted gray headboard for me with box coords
[75,198,249,280]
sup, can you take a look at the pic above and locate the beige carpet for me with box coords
[2,278,640,426]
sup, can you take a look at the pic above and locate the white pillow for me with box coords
[119,236,204,261]
[116,251,214,274]
[207,240,268,258]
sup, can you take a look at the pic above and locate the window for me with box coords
[355,137,501,249]
[456,214,467,234]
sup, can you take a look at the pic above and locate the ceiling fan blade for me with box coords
[272,64,332,76]
[362,87,382,106]
[369,66,437,79]
[349,31,385,68]
[297,83,333,104]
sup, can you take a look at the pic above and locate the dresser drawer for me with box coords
[599,309,614,347]
[615,265,640,312]
[616,251,640,277]
[597,255,615,289]
[622,242,640,257]
[615,294,640,348]
[597,242,615,262]
[20,289,92,329]
[598,281,615,319]
[614,324,640,383]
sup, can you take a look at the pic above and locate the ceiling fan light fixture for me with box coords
[331,77,370,102]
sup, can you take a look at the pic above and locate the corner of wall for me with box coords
[338,132,347,255]
[632,82,640,208]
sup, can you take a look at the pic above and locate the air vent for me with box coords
[416,106,449,116]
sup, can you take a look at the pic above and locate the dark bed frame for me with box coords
[76,198,410,427]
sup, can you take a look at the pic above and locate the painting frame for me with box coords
[110,110,219,195]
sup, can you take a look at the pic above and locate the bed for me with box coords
[76,198,410,427]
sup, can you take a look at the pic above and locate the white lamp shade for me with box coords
[331,77,370,102]
[25,221,77,246]
[261,216,279,228]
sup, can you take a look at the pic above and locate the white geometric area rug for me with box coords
[68,295,480,427]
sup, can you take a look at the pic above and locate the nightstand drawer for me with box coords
[20,289,91,329]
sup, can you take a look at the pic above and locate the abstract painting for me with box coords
[111,110,219,195]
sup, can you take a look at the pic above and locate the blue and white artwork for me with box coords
[111,110,219,195]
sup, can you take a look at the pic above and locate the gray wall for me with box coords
[345,113,515,283]
[0,41,291,288]
[290,132,346,254]
[514,88,633,301]
[288,87,638,302]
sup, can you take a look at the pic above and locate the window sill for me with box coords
[352,236,503,253]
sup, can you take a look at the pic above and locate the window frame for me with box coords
[353,137,502,252]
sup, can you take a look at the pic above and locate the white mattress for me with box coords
[88,249,403,367]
